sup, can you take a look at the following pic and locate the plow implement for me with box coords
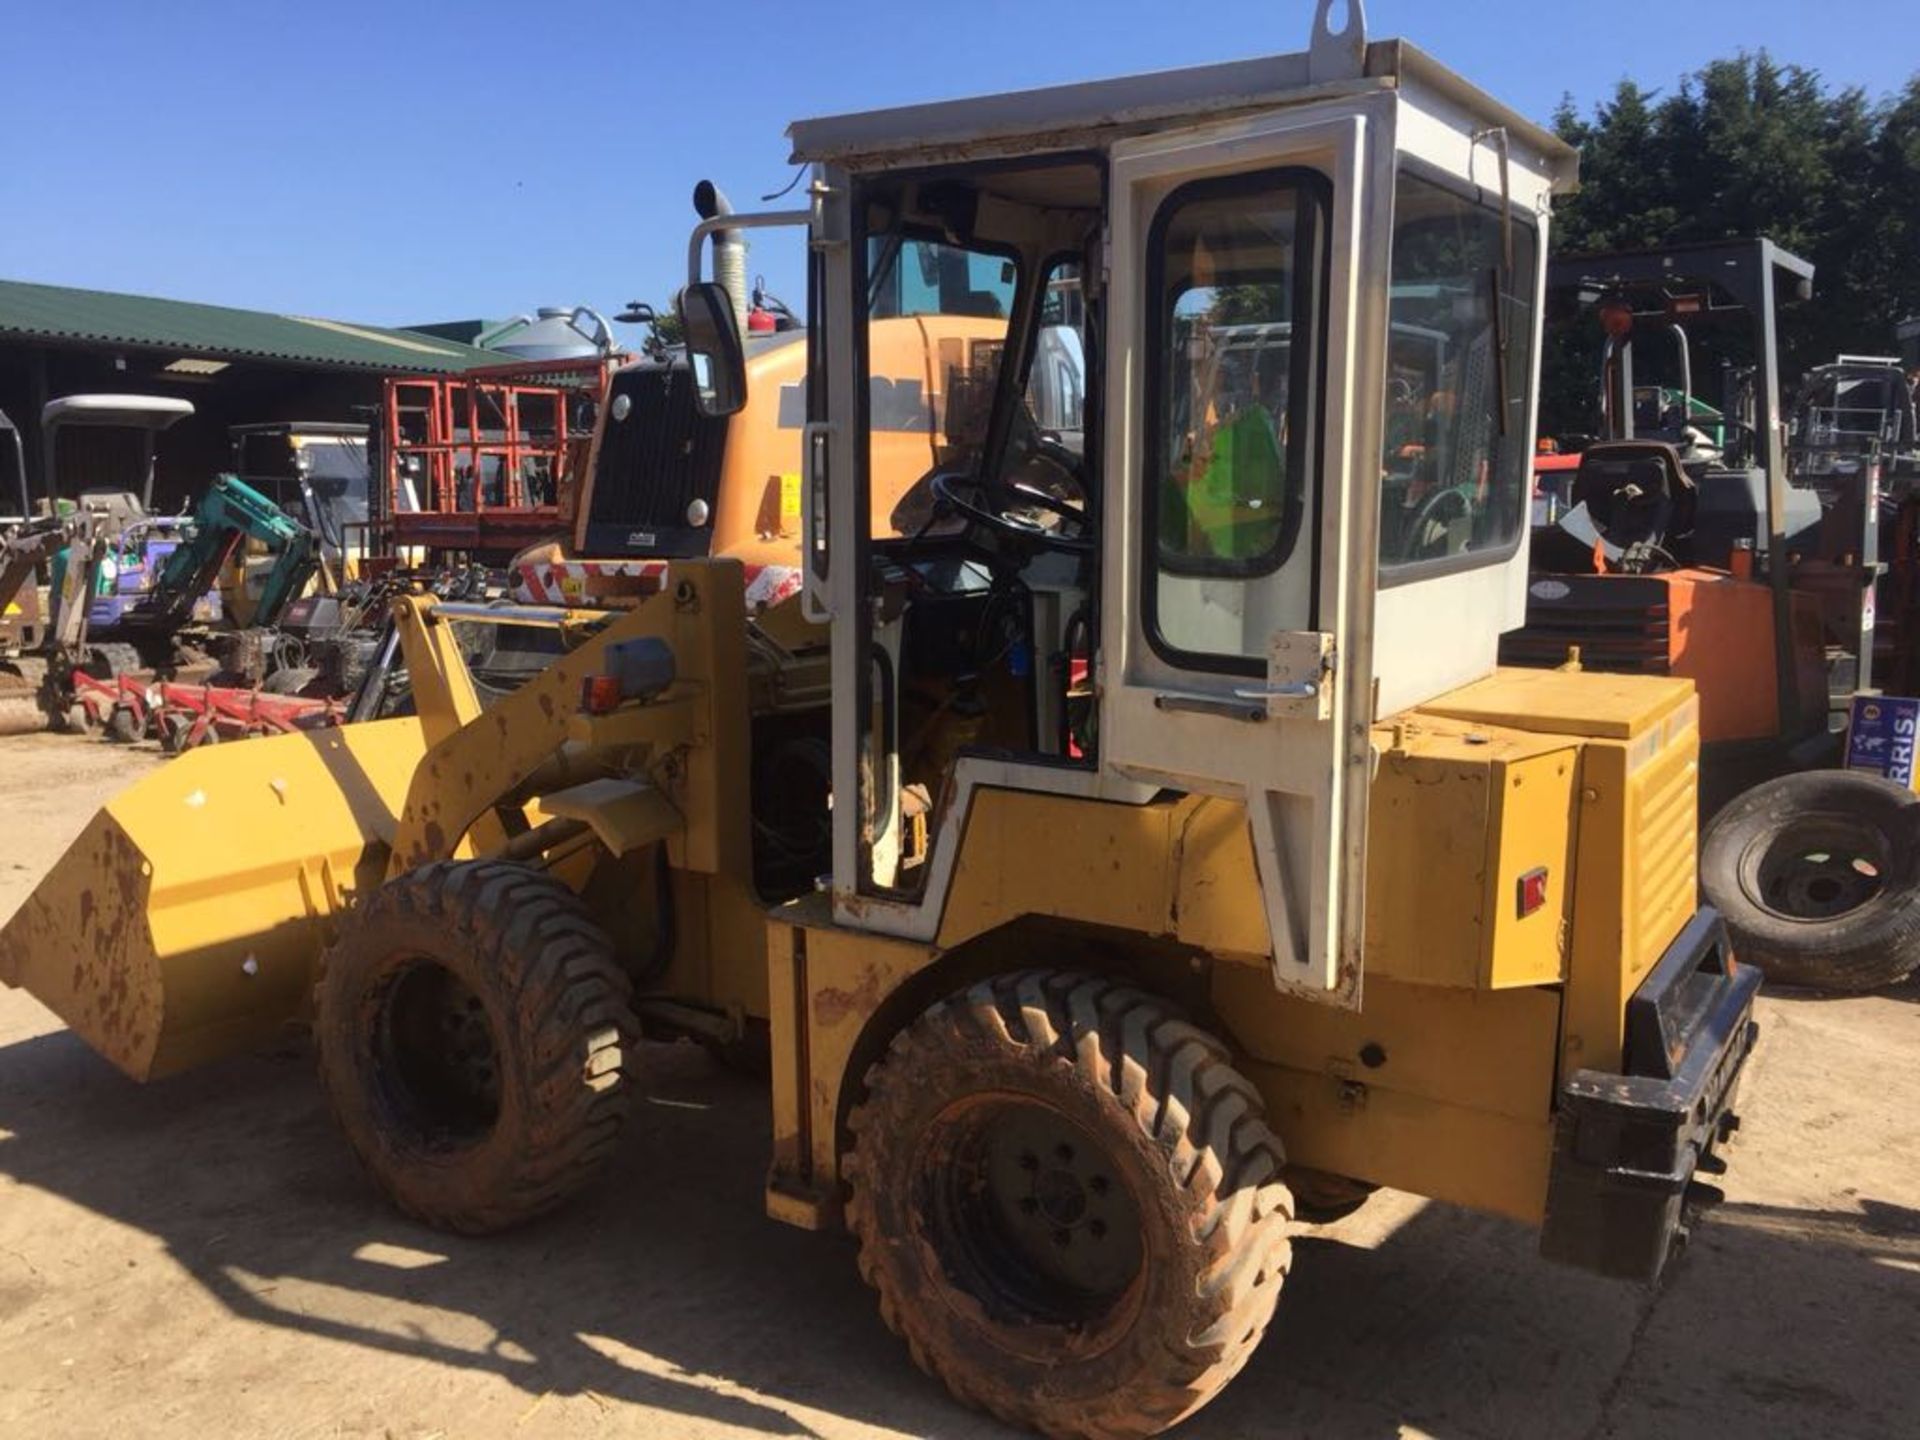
[68,668,347,749]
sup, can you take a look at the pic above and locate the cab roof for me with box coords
[787,37,1577,192]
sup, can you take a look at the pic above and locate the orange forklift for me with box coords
[1508,239,1853,805]
[1512,240,1920,991]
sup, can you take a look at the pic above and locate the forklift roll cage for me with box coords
[1547,239,1820,732]
[683,3,1579,1008]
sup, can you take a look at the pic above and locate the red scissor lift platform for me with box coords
[379,356,619,566]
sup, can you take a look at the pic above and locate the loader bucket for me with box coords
[0,717,428,1080]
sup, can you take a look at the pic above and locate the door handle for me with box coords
[1234,680,1320,699]
[1233,680,1319,700]
[1154,692,1268,722]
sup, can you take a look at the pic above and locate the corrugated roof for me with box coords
[0,278,507,374]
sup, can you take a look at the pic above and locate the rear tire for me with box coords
[316,860,634,1232]
[845,970,1292,1440]
[1701,769,1920,991]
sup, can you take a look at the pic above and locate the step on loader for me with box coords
[0,6,1762,1435]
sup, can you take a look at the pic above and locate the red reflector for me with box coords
[580,674,623,715]
[1517,867,1549,918]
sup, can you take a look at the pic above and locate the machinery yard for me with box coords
[4,5,1920,1438]
[0,735,1915,1440]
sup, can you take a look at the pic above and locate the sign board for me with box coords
[1844,695,1920,789]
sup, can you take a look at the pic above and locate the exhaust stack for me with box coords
[693,180,750,343]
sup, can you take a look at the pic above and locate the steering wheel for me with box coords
[931,471,1093,555]
[1397,485,1470,562]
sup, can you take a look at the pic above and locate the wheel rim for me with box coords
[1742,815,1890,921]
[371,959,502,1147]
[917,1094,1145,1339]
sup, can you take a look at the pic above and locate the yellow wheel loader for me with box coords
[0,7,1761,1435]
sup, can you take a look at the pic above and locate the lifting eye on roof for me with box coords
[1308,0,1368,83]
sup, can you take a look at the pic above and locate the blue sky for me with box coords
[3,0,1913,332]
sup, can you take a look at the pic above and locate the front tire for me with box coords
[316,860,634,1232]
[845,970,1292,1439]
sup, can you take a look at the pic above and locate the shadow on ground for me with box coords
[0,1011,1913,1440]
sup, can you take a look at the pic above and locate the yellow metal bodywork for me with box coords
[1423,669,1701,1075]
[0,718,428,1079]
[2,547,1693,1240]
[765,667,1700,1230]
[1364,723,1576,990]
[0,560,771,1077]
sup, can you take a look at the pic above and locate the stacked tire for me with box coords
[1701,770,1920,992]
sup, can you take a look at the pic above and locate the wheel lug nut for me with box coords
[1088,1175,1108,1195]
[1090,1219,1107,1239]
[1054,1143,1074,1163]
[1052,1229,1072,1247]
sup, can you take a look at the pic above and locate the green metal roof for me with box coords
[0,278,507,374]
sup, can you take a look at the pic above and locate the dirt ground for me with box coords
[0,734,1915,1440]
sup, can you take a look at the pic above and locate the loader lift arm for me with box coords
[127,473,319,634]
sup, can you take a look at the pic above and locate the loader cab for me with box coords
[684,9,1573,1002]
[229,422,372,580]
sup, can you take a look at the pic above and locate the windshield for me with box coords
[864,235,1020,537]
[236,433,370,554]
[1378,172,1539,572]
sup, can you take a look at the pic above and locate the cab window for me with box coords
[865,235,1018,538]
[1378,171,1540,572]
[1145,170,1327,668]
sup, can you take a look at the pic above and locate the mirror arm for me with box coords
[686,207,814,287]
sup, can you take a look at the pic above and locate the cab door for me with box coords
[1101,99,1394,1006]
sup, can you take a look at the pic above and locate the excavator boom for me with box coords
[135,473,319,633]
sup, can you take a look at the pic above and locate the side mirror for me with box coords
[677,282,747,418]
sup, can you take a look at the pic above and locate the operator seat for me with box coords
[1572,440,1694,557]
[75,490,148,528]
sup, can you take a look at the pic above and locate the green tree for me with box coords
[1543,54,1920,438]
